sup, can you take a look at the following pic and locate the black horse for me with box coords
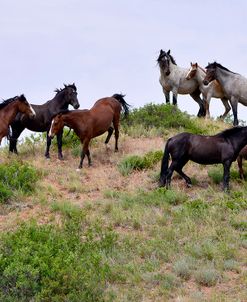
[9,84,80,159]
[159,126,247,191]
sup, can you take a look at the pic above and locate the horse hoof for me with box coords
[76,168,81,172]
[187,183,192,188]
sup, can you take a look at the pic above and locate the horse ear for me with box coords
[64,83,67,88]
[160,49,163,54]
[19,94,26,102]
[190,62,192,66]
[167,49,170,55]
[195,63,198,67]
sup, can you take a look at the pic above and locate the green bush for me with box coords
[0,217,117,302]
[118,150,163,176]
[0,161,39,203]
[122,103,207,134]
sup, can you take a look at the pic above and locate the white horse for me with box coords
[157,49,205,117]
[203,62,247,126]
[186,62,231,119]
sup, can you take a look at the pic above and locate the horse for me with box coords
[9,84,80,159]
[0,95,35,145]
[48,93,130,169]
[237,145,247,179]
[157,49,205,117]
[186,62,231,119]
[203,62,247,126]
[159,126,247,191]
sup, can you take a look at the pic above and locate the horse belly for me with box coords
[177,79,198,95]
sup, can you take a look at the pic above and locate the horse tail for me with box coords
[112,93,130,118]
[159,138,171,187]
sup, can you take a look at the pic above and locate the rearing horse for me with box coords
[157,49,205,117]
[9,84,79,159]
[0,95,35,145]
[49,93,130,169]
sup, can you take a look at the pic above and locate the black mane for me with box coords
[217,126,245,139]
[0,96,17,110]
[167,53,177,65]
[206,62,236,74]
[55,83,77,94]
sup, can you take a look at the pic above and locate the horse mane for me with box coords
[197,65,206,73]
[167,53,177,65]
[112,93,130,118]
[206,62,236,74]
[0,96,18,110]
[54,83,77,94]
[217,126,244,139]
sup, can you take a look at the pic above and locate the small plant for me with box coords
[118,150,163,176]
[194,267,220,286]
[173,259,192,280]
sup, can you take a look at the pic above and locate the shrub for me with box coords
[0,217,117,302]
[0,160,39,203]
[194,267,220,287]
[122,103,207,134]
[118,150,163,176]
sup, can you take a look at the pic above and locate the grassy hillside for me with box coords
[0,104,246,301]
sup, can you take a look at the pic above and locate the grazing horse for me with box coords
[203,62,247,126]
[9,84,79,159]
[186,63,231,119]
[159,126,247,191]
[237,145,247,179]
[157,49,205,117]
[49,93,130,169]
[0,95,35,145]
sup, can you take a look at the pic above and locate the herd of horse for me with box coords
[1,49,247,191]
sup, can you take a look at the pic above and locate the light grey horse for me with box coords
[203,62,247,126]
[157,49,205,117]
[186,62,231,119]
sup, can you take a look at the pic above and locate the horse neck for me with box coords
[195,66,206,84]
[229,127,247,153]
[1,101,19,123]
[215,67,232,86]
[51,91,69,111]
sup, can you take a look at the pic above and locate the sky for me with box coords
[1,0,247,143]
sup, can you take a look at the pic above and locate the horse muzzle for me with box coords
[203,80,209,86]
[165,71,170,76]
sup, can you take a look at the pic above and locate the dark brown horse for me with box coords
[9,84,79,159]
[237,145,247,179]
[159,126,247,191]
[48,94,130,169]
[0,95,35,145]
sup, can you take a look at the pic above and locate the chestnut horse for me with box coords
[0,95,35,145]
[49,94,130,169]
[159,126,247,191]
[237,145,247,179]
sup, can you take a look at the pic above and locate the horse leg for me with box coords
[175,160,191,187]
[223,160,232,192]
[9,124,24,154]
[190,88,205,117]
[165,161,178,188]
[171,89,178,106]
[105,126,114,145]
[113,118,119,152]
[220,98,231,119]
[56,129,64,160]
[45,132,52,159]
[78,139,90,169]
[230,98,239,126]
[86,150,92,166]
[237,155,244,179]
[163,88,170,104]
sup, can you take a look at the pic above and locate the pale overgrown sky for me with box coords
[1,0,247,127]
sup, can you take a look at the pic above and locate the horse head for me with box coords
[17,94,36,118]
[63,83,80,109]
[203,62,217,85]
[48,113,64,139]
[157,49,170,76]
[186,62,198,80]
